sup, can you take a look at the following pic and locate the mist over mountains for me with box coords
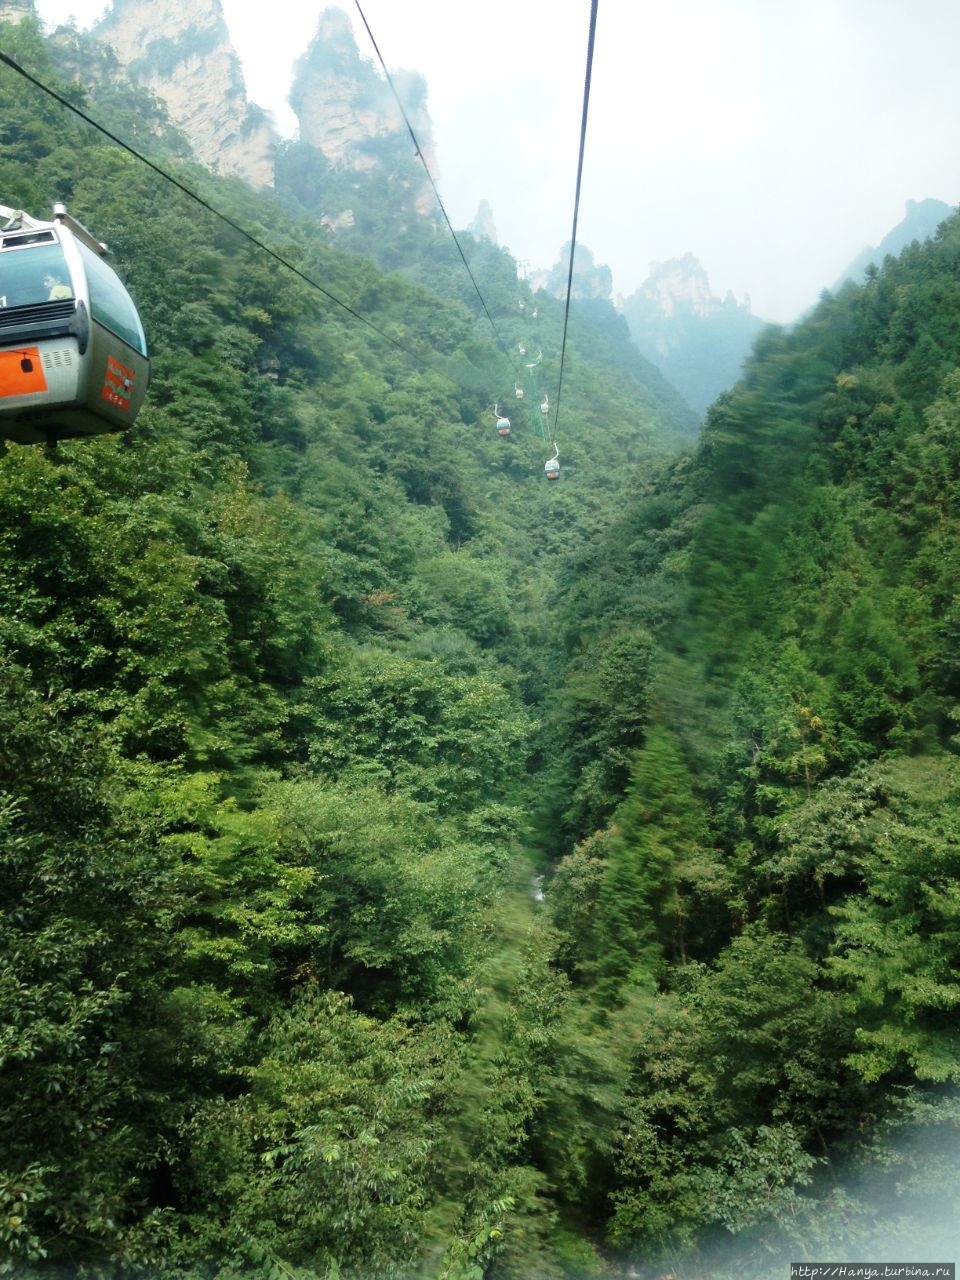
[617,255,766,416]
[28,0,958,419]
[833,196,955,289]
[616,199,958,417]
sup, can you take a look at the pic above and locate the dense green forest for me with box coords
[1,14,959,1280]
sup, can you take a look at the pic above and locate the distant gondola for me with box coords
[0,203,149,445]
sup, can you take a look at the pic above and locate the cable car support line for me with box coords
[352,1,527,397]
[551,0,599,468]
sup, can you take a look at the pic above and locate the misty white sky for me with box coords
[34,0,960,322]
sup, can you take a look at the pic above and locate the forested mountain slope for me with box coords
[2,14,960,1280]
[0,18,685,1280]
[539,205,960,1268]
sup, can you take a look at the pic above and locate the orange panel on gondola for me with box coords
[100,354,134,409]
[0,348,47,397]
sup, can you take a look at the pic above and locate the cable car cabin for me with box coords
[544,458,560,479]
[0,203,149,445]
[514,384,524,399]
[497,416,511,436]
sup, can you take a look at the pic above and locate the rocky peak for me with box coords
[290,6,436,214]
[94,0,277,188]
[468,200,498,244]
[639,253,717,318]
[619,253,764,415]
[529,243,613,301]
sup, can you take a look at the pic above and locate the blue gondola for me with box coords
[0,203,149,445]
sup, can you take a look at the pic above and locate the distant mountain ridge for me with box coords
[833,197,955,289]
[618,254,766,417]
[616,201,958,420]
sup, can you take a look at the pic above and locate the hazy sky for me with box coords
[34,0,960,322]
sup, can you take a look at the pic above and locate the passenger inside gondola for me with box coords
[43,272,72,300]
